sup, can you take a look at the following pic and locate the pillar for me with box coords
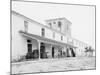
[38,40,41,59]
[51,44,52,58]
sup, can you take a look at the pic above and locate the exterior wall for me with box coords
[27,19,68,44]
[45,28,53,39]
[12,13,27,61]
[46,20,60,31]
[45,44,52,58]
[45,18,71,36]
[28,22,41,36]
[32,39,38,51]
[61,20,71,36]
[73,39,89,57]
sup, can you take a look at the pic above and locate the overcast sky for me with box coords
[12,1,95,49]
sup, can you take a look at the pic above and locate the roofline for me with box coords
[45,17,72,24]
[71,37,90,47]
[12,10,65,36]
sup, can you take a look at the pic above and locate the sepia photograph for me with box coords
[11,0,96,74]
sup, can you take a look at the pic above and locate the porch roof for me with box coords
[19,31,77,48]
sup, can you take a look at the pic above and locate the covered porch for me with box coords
[20,31,76,60]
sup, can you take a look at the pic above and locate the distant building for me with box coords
[11,10,92,62]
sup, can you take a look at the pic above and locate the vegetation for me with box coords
[85,46,94,52]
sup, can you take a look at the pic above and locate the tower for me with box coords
[45,17,72,37]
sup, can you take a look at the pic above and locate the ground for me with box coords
[11,57,96,74]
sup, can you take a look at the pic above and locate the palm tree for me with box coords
[85,46,94,56]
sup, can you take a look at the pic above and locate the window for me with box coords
[61,36,63,41]
[53,32,55,38]
[41,28,45,37]
[27,40,31,43]
[48,23,52,27]
[58,21,62,31]
[27,39,32,53]
[24,21,28,32]
[53,22,56,24]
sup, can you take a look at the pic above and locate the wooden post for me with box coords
[38,40,41,59]
[51,44,52,58]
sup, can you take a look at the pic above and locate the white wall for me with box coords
[28,18,68,44]
[32,39,38,51]
[45,44,52,58]
[28,22,41,36]
[45,28,53,39]
[12,13,27,61]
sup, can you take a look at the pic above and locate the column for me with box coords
[38,40,41,59]
[51,44,52,58]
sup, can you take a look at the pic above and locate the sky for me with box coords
[12,1,95,49]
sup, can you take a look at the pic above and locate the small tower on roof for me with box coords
[45,17,72,37]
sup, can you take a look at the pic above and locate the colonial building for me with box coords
[11,10,92,62]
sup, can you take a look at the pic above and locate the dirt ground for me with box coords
[11,57,96,74]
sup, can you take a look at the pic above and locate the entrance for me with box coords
[40,42,47,59]
[67,48,70,57]
[28,44,32,53]
[66,47,76,57]
[26,39,39,59]
[70,48,76,57]
[52,47,54,58]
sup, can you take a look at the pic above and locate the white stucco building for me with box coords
[11,10,92,62]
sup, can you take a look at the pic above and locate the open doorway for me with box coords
[70,48,76,57]
[66,47,76,57]
[52,47,55,58]
[26,39,39,59]
[66,48,70,57]
[40,42,47,59]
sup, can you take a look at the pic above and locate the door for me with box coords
[52,47,54,58]
[70,48,76,57]
[28,44,32,53]
[67,48,70,57]
[40,42,46,58]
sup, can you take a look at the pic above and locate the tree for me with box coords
[85,46,94,56]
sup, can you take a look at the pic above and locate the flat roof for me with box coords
[45,17,72,25]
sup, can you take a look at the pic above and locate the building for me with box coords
[11,10,92,62]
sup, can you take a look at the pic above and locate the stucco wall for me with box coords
[28,22,41,36]
[12,13,27,61]
[45,44,52,58]
[32,39,38,51]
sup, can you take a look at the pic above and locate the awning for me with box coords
[19,31,77,48]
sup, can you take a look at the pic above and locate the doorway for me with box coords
[70,48,76,57]
[40,42,47,59]
[66,48,70,57]
[28,44,32,53]
[52,47,54,58]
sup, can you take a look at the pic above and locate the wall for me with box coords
[73,39,88,56]
[45,43,52,58]
[32,39,38,51]
[28,22,42,36]
[45,19,71,36]
[28,18,68,44]
[12,13,27,61]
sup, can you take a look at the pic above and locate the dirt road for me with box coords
[11,57,96,74]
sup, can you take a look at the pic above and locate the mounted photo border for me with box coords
[10,0,96,75]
